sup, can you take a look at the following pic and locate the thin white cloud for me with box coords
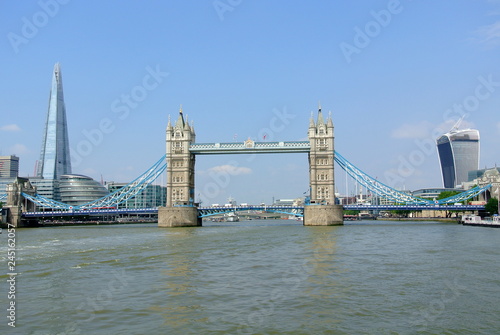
[392,119,477,140]
[472,21,500,47]
[1,124,21,132]
[9,143,29,155]
[391,121,435,139]
[208,164,252,175]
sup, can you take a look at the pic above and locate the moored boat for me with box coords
[461,214,500,228]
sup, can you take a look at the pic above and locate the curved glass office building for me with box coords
[59,174,109,206]
[437,129,480,188]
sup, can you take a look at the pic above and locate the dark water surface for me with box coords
[1,220,499,334]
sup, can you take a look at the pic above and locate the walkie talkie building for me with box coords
[437,128,480,188]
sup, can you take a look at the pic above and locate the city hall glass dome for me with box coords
[59,174,109,206]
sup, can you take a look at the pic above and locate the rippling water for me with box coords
[1,220,499,334]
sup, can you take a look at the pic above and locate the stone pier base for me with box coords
[4,206,22,228]
[304,205,344,226]
[158,206,202,227]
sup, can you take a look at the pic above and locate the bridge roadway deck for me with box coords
[22,204,485,218]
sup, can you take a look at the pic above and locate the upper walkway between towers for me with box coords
[189,141,311,155]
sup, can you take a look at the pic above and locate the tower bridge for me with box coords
[3,106,492,227]
[159,107,343,227]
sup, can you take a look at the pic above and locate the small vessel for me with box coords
[225,212,239,222]
[461,214,500,228]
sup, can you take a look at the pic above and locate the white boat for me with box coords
[225,213,239,222]
[461,214,500,228]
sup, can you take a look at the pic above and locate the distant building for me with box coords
[29,178,60,201]
[0,178,16,198]
[468,167,500,182]
[436,124,479,188]
[59,174,109,206]
[37,63,72,181]
[273,199,295,206]
[0,155,19,178]
[463,168,500,203]
[106,182,166,208]
[412,188,462,201]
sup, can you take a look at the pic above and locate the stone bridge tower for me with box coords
[4,177,37,227]
[159,108,201,227]
[305,106,343,225]
[165,108,196,206]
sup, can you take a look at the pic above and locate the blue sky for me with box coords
[1,0,500,205]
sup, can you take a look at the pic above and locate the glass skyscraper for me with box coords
[37,63,72,180]
[436,128,480,188]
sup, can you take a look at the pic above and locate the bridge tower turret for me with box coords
[305,105,343,225]
[308,106,335,205]
[165,107,196,206]
[159,107,201,227]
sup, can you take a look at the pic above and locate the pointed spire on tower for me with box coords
[317,104,325,126]
[309,111,315,128]
[184,114,191,131]
[175,105,185,128]
[167,114,172,129]
[327,111,334,128]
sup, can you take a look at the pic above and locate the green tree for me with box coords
[485,198,499,215]
[437,191,461,201]
[389,203,416,218]
[437,191,462,218]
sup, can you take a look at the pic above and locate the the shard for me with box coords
[37,63,72,180]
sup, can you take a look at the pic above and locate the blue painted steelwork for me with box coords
[20,155,167,210]
[20,204,486,218]
[22,207,158,217]
[22,192,71,210]
[0,193,7,202]
[334,151,491,205]
[77,155,167,210]
[344,204,485,211]
[190,141,311,154]
[11,142,490,211]
[198,205,304,218]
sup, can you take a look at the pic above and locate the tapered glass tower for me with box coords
[37,63,72,180]
[437,128,480,188]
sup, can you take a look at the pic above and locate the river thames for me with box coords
[2,219,499,334]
